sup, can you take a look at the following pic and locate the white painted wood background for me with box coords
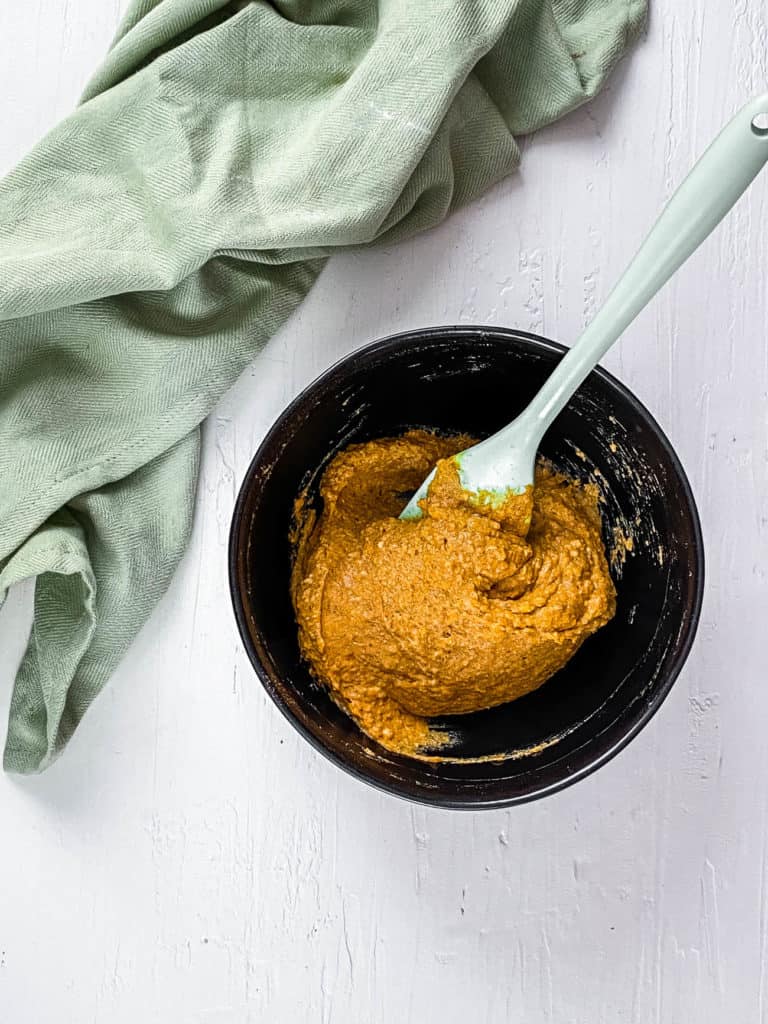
[1,3,767,1022]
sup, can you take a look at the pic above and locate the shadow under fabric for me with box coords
[0,0,646,773]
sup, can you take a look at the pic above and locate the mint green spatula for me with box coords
[401,93,768,521]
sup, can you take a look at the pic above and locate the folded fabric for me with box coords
[0,0,646,773]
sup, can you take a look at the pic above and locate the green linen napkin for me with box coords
[0,0,645,773]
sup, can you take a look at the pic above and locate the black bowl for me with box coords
[230,327,703,808]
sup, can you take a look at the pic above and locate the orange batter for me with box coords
[291,430,615,756]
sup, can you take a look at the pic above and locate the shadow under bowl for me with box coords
[230,326,704,808]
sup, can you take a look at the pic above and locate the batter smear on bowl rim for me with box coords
[291,430,616,756]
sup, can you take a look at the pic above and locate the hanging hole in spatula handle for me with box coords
[752,111,768,137]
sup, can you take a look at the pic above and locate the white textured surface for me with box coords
[1,4,767,1022]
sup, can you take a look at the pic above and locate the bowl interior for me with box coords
[230,328,703,807]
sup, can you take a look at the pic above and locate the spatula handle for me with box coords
[523,92,768,435]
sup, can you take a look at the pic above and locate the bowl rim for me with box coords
[229,325,705,809]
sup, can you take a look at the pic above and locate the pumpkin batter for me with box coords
[291,430,616,757]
